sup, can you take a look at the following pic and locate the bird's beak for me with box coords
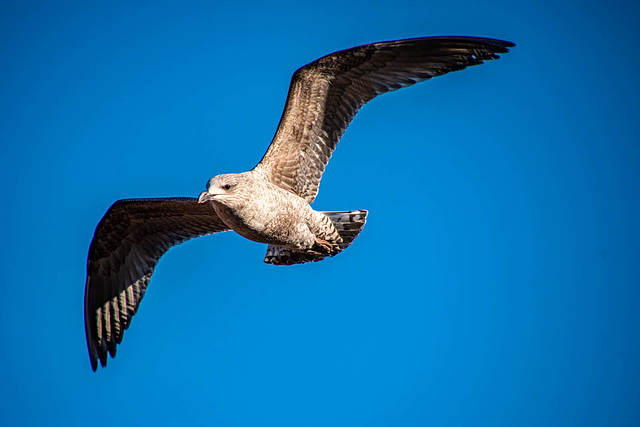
[198,191,213,204]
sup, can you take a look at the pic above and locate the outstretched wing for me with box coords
[254,36,514,203]
[84,197,229,371]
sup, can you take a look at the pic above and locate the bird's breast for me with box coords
[211,198,282,245]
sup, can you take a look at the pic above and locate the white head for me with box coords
[197,172,253,208]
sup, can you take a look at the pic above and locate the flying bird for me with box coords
[84,36,514,371]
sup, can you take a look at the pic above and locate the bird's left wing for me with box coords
[254,36,514,203]
[84,197,229,371]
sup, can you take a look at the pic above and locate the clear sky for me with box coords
[1,1,639,426]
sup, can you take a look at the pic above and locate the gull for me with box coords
[84,36,514,370]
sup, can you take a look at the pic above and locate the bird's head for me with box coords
[198,173,251,207]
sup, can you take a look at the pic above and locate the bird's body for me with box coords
[200,171,342,254]
[84,35,514,370]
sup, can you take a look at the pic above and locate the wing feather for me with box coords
[84,197,229,371]
[254,36,514,202]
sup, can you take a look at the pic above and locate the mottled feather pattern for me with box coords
[84,198,229,370]
[325,210,368,250]
[255,37,513,203]
[264,209,368,265]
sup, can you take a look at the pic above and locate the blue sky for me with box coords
[1,1,639,426]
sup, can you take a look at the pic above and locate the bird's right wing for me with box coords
[84,197,229,371]
[254,36,514,203]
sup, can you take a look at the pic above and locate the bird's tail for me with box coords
[264,210,368,266]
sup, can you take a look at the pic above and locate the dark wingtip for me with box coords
[484,38,515,49]
[99,350,108,368]
[493,39,516,53]
[108,343,117,358]
[469,36,515,49]
[451,36,515,53]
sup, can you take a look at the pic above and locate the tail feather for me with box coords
[264,209,368,266]
[323,210,368,250]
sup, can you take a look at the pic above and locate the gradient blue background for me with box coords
[2,1,639,426]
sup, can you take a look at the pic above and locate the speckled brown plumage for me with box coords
[84,198,228,371]
[254,36,514,203]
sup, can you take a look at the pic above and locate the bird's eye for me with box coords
[223,184,231,190]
